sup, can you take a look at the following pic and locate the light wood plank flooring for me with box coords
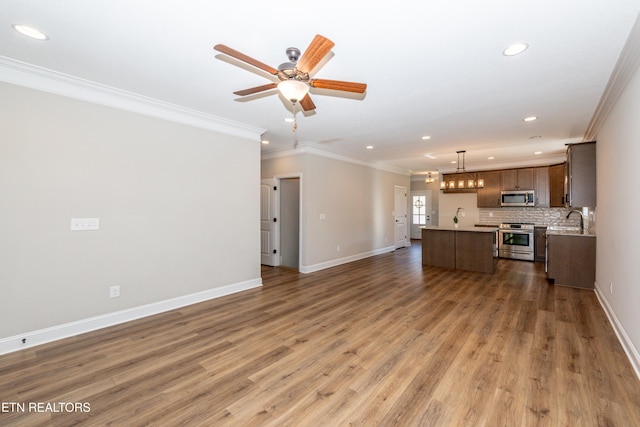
[2,243,640,426]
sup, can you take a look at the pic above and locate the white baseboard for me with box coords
[594,284,640,380]
[299,245,397,274]
[0,278,262,356]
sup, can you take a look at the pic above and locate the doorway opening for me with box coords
[279,177,300,270]
[260,175,302,271]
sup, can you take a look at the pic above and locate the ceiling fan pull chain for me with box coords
[291,102,297,132]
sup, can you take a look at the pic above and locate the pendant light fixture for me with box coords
[425,172,435,184]
[441,150,484,191]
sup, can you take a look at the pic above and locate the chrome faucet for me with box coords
[566,209,584,233]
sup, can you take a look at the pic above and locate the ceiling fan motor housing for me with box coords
[285,47,301,62]
[279,47,305,79]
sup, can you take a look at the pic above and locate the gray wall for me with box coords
[262,151,411,271]
[595,60,640,371]
[0,82,261,339]
[410,177,440,226]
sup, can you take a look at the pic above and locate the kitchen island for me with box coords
[421,226,497,274]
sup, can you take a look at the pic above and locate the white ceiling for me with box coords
[2,0,639,175]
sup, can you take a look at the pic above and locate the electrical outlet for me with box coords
[110,285,120,298]
[337,245,341,252]
[609,282,613,295]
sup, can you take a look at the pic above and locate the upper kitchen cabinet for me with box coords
[476,170,501,208]
[566,142,596,207]
[534,167,549,207]
[501,168,534,190]
[549,163,565,207]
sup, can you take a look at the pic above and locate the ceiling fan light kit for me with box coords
[213,34,367,132]
[277,80,309,103]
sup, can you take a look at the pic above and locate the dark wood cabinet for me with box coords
[534,226,546,262]
[422,228,495,273]
[547,234,596,288]
[549,163,565,207]
[422,229,455,269]
[566,142,596,207]
[535,167,549,207]
[476,170,501,208]
[455,231,495,273]
[501,168,534,190]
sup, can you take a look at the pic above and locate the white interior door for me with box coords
[410,190,432,239]
[394,185,408,249]
[260,179,277,266]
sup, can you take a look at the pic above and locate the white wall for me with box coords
[0,82,261,344]
[262,151,411,272]
[594,61,640,370]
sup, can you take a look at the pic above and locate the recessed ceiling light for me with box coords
[366,145,374,150]
[523,116,538,122]
[12,24,48,40]
[503,43,528,56]
[451,160,457,164]
[261,140,269,145]
[284,117,295,123]
[488,156,495,160]
[421,135,432,140]
[424,153,436,159]
[534,151,543,155]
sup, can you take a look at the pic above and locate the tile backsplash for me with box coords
[478,207,596,233]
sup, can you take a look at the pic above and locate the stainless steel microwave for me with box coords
[500,190,535,207]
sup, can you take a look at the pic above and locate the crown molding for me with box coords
[585,12,640,141]
[261,143,412,176]
[0,56,264,141]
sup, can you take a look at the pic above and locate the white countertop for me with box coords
[546,228,596,237]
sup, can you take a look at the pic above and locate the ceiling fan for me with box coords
[213,34,367,112]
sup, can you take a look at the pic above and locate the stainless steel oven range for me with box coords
[498,223,535,261]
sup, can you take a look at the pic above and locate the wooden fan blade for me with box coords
[214,44,279,75]
[309,79,367,93]
[296,35,335,74]
[233,83,278,96]
[299,94,316,111]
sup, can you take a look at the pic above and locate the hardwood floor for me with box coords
[2,243,640,426]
